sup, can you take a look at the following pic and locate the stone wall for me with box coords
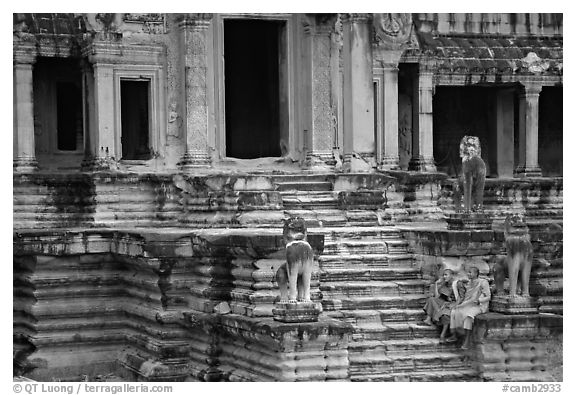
[472,313,562,381]
[13,228,353,381]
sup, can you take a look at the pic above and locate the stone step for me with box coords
[285,209,348,226]
[327,308,426,324]
[323,239,409,255]
[322,294,426,311]
[321,226,404,240]
[282,193,338,208]
[351,321,438,341]
[320,267,421,282]
[349,350,470,375]
[351,368,479,382]
[349,338,455,353]
[319,253,415,268]
[320,280,427,297]
[275,181,333,192]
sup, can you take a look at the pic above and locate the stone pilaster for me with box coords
[515,84,542,177]
[179,14,213,169]
[496,89,515,178]
[82,62,117,171]
[380,64,400,170]
[409,66,436,172]
[341,13,376,172]
[304,15,337,169]
[13,51,38,172]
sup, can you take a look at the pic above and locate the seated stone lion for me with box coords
[276,217,314,303]
[494,215,534,297]
[459,135,486,212]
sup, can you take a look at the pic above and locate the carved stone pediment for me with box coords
[373,13,413,48]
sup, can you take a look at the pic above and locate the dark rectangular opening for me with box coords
[224,19,283,159]
[56,81,82,151]
[121,80,150,160]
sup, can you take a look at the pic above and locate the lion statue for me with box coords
[494,215,534,297]
[276,217,314,303]
[458,135,486,212]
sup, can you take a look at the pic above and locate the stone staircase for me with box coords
[318,227,476,381]
[274,177,476,381]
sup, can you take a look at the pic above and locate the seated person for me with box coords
[422,268,460,342]
[447,266,491,350]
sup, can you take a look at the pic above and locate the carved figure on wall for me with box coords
[276,217,313,303]
[373,13,413,47]
[459,135,486,212]
[85,13,123,32]
[494,215,534,298]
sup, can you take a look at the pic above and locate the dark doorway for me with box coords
[224,19,283,159]
[33,57,84,158]
[120,80,150,160]
[56,81,82,151]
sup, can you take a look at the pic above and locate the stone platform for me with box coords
[472,313,563,381]
[13,172,563,381]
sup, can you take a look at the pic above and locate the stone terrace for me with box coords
[13,171,563,381]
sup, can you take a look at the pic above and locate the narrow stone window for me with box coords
[120,79,151,160]
[56,81,82,151]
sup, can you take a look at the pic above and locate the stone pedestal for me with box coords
[216,315,352,381]
[272,301,323,323]
[446,212,493,230]
[472,313,562,381]
[490,295,539,314]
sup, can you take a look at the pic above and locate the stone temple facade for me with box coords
[13,13,562,381]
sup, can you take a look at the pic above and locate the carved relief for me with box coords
[520,52,550,74]
[85,13,123,32]
[123,13,166,34]
[186,30,208,151]
[374,13,413,47]
[332,14,343,48]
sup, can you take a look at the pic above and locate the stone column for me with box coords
[515,84,542,177]
[380,64,400,170]
[13,52,38,172]
[408,66,436,172]
[179,14,213,169]
[304,15,336,168]
[341,13,375,172]
[496,89,515,178]
[82,62,117,170]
